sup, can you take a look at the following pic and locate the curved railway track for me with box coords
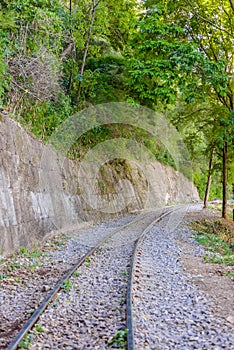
[6,208,177,350]
[127,210,175,350]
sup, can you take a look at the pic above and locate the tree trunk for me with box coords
[70,0,72,17]
[68,0,74,94]
[76,0,101,104]
[222,141,228,218]
[203,148,214,208]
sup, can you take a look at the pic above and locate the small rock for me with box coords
[226,315,234,324]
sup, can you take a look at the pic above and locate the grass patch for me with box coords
[225,271,234,277]
[72,271,82,278]
[35,324,44,333]
[85,256,91,267]
[61,279,73,292]
[19,247,42,259]
[8,261,20,271]
[0,273,10,280]
[19,334,33,349]
[208,202,234,220]
[108,329,128,348]
[191,218,234,267]
[52,234,69,250]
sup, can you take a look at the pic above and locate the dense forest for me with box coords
[0,0,233,217]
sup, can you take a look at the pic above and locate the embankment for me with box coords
[0,116,199,255]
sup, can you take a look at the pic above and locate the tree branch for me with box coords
[76,0,102,103]
[186,0,234,37]
[11,80,43,101]
[59,42,74,62]
[229,0,234,14]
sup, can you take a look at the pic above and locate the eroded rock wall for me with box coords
[0,116,199,255]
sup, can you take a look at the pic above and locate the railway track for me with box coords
[127,210,175,350]
[6,208,177,350]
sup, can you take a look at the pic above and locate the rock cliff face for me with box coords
[0,116,199,255]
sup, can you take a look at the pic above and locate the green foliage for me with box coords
[19,334,33,349]
[72,271,81,277]
[225,271,234,277]
[127,3,229,105]
[62,279,73,292]
[19,247,42,258]
[192,218,234,267]
[196,230,228,251]
[85,256,91,267]
[0,0,138,139]
[127,0,233,202]
[19,95,73,140]
[105,0,138,50]
[193,171,222,200]
[195,230,234,266]
[67,122,175,170]
[108,329,128,348]
[3,0,64,53]
[77,56,128,104]
[208,202,234,220]
[1,0,233,203]
[204,253,233,265]
[0,9,15,102]
[35,324,44,333]
[8,261,20,271]
[0,273,10,280]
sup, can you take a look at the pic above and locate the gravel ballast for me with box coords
[0,214,138,348]
[132,207,234,350]
[0,205,233,349]
[26,211,163,349]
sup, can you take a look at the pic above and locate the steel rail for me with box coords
[127,209,176,350]
[7,209,163,350]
